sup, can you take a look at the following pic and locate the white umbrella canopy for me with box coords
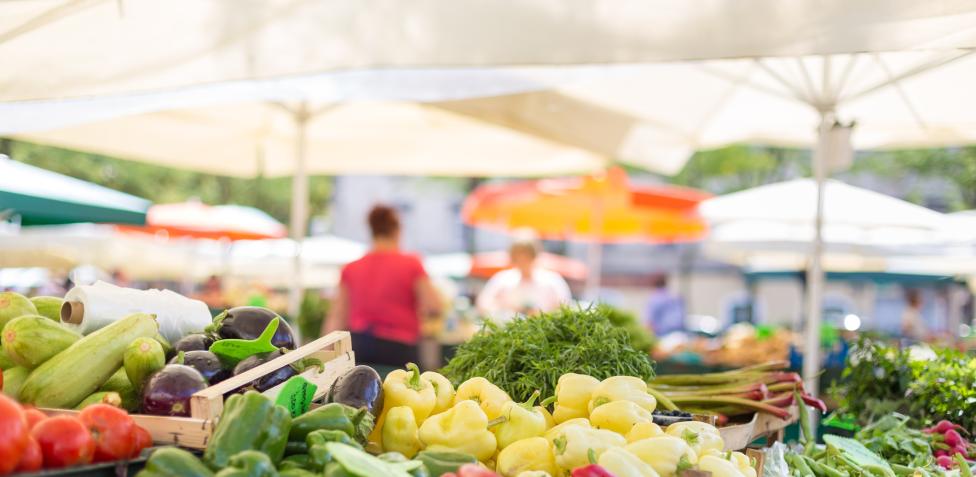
[220,235,367,288]
[9,101,605,177]
[3,1,975,102]
[701,179,953,266]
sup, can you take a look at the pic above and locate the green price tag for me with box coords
[209,317,280,367]
[275,375,318,417]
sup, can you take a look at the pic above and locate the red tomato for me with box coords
[32,416,95,468]
[0,394,28,475]
[131,425,152,458]
[15,437,42,473]
[23,408,47,430]
[79,404,135,463]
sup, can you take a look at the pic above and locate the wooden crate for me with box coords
[719,404,798,451]
[44,331,355,449]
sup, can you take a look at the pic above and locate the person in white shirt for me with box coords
[476,237,573,324]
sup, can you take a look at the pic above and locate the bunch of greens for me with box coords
[602,304,656,352]
[441,306,656,402]
[834,338,976,433]
[855,413,935,468]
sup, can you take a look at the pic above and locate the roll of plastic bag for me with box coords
[63,281,212,343]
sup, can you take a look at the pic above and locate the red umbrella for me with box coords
[117,202,286,241]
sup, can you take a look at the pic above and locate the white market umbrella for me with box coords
[3,1,975,103]
[701,179,951,268]
[222,235,367,288]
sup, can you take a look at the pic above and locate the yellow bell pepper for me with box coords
[598,447,662,477]
[537,405,555,430]
[496,437,558,477]
[697,455,748,477]
[551,373,600,423]
[588,376,657,413]
[543,418,591,445]
[589,400,655,436]
[421,371,455,415]
[626,422,664,443]
[455,377,512,420]
[418,400,497,461]
[551,425,626,473]
[515,472,552,477]
[382,406,422,458]
[625,436,698,477]
[369,362,438,446]
[729,451,758,477]
[491,390,549,450]
[664,421,724,457]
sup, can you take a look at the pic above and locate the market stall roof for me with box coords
[0,155,150,226]
[8,101,605,178]
[118,202,287,241]
[2,1,975,102]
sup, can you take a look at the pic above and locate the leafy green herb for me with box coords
[441,306,655,402]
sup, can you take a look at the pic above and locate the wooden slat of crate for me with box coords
[43,331,355,449]
[719,404,798,451]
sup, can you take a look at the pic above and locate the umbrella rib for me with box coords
[752,58,815,106]
[841,49,976,103]
[691,64,755,142]
[795,57,821,107]
[830,55,860,102]
[696,64,798,103]
[0,0,106,46]
[869,53,928,130]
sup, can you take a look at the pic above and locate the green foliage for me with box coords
[671,145,810,194]
[297,291,330,344]
[600,304,656,352]
[441,306,655,402]
[3,140,332,225]
[850,148,976,210]
[855,413,936,468]
[835,338,976,433]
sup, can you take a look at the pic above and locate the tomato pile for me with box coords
[0,394,152,475]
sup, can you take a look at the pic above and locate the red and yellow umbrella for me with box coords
[117,202,286,241]
[462,168,710,295]
[462,167,709,242]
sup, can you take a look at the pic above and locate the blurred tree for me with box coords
[850,148,976,211]
[5,140,333,227]
[671,144,810,194]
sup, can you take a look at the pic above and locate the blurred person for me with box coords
[476,235,572,323]
[197,275,226,310]
[110,269,130,288]
[901,288,927,341]
[645,274,686,336]
[323,205,441,369]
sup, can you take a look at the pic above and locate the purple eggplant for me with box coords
[326,365,384,416]
[142,364,208,417]
[173,333,214,353]
[232,350,297,392]
[169,350,230,384]
[211,307,296,350]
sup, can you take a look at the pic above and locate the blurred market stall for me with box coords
[463,167,709,296]
[0,155,149,226]
[118,201,287,241]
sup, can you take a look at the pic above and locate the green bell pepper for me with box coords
[205,391,292,468]
[279,470,317,477]
[213,451,277,477]
[307,429,363,470]
[285,441,308,456]
[290,403,364,442]
[136,447,214,477]
[415,450,478,476]
[280,454,312,471]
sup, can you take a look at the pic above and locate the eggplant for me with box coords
[326,365,384,416]
[212,307,296,350]
[142,364,208,417]
[169,350,230,384]
[173,333,214,353]
[232,350,297,392]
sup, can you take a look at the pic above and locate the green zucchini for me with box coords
[19,312,158,408]
[99,368,141,412]
[0,352,15,370]
[75,391,123,410]
[2,366,29,399]
[3,315,81,368]
[30,296,64,322]
[124,337,165,392]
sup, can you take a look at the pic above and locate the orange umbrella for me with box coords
[470,251,588,281]
[462,167,709,242]
[462,167,710,295]
[117,202,287,241]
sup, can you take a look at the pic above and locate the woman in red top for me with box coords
[323,205,441,368]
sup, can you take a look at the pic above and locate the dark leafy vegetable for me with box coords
[441,306,655,402]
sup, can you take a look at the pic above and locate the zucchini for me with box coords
[0,352,15,370]
[3,315,81,368]
[75,391,123,410]
[19,312,158,408]
[30,296,64,322]
[99,368,141,412]
[2,366,29,399]
[124,337,165,392]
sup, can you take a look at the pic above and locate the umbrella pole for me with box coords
[287,103,310,331]
[803,112,831,400]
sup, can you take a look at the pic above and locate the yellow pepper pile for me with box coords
[371,366,758,477]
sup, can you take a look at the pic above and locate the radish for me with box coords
[932,420,964,434]
[946,429,965,448]
[937,455,955,469]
